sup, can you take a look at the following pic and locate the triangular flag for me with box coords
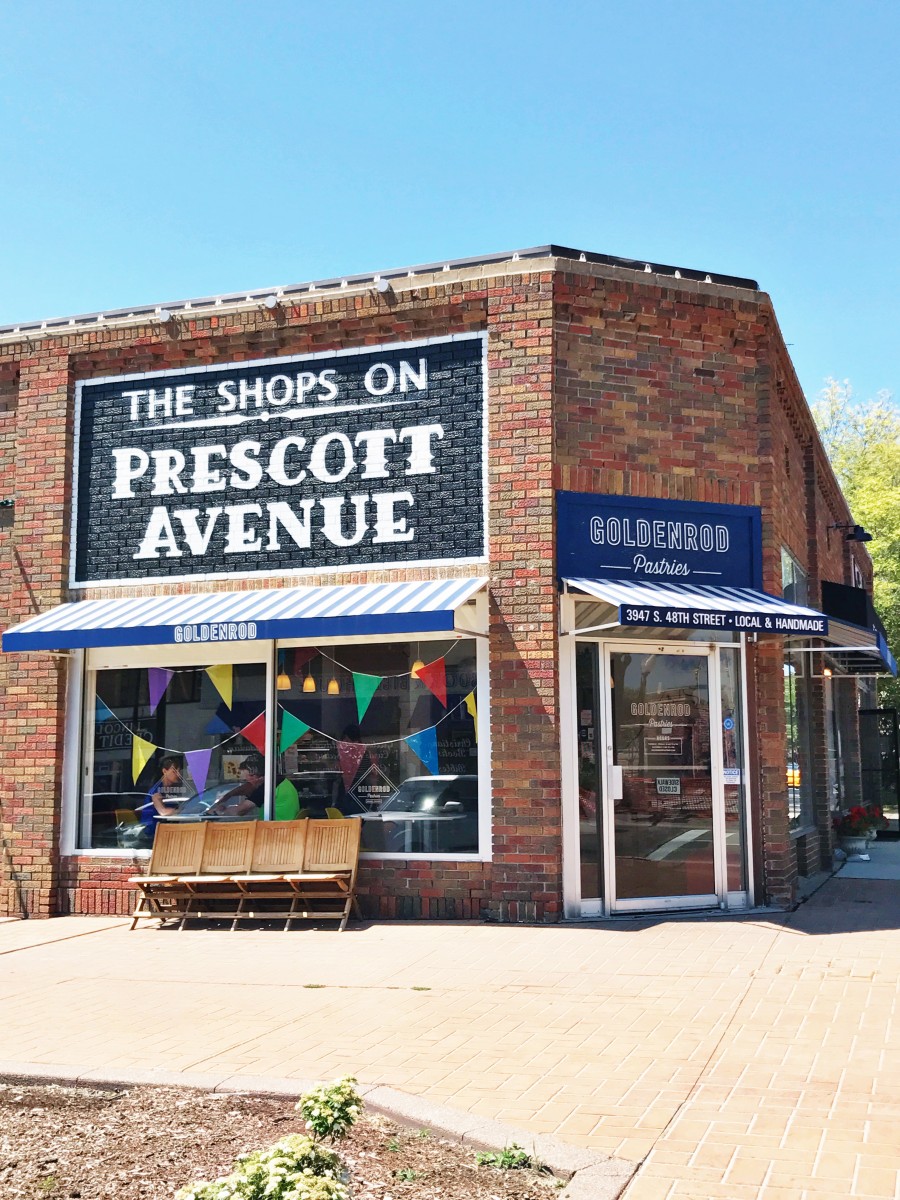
[415,657,447,708]
[404,726,439,775]
[96,698,116,722]
[206,663,233,709]
[337,740,367,789]
[353,672,382,723]
[275,778,300,821]
[464,691,478,742]
[292,647,318,670]
[205,713,232,736]
[185,747,213,794]
[132,735,156,784]
[241,712,267,754]
[279,711,310,753]
[148,667,174,714]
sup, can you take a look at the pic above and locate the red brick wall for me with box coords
[0,254,872,919]
[1,266,563,921]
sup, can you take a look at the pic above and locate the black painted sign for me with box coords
[72,335,486,585]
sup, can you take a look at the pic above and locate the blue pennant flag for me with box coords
[205,714,232,736]
[404,726,438,775]
[96,698,116,722]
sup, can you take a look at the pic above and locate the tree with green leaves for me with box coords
[812,379,900,707]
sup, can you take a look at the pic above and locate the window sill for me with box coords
[790,824,817,839]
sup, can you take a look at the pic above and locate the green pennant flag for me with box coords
[353,672,382,723]
[279,711,310,753]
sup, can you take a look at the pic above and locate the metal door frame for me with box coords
[599,639,728,915]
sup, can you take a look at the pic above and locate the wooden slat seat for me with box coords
[177,822,256,926]
[228,820,308,928]
[127,818,361,932]
[128,822,206,928]
[285,818,362,931]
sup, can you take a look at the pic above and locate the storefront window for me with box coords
[84,662,267,851]
[276,639,480,856]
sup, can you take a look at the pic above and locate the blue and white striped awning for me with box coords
[564,578,829,635]
[2,578,488,652]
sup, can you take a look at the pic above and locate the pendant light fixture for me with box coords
[411,641,425,679]
[326,647,340,695]
[276,650,291,691]
[302,654,316,693]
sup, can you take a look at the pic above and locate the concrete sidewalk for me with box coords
[0,863,898,1199]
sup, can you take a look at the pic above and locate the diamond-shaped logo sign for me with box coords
[349,763,397,811]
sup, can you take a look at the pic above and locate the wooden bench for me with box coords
[129,818,361,931]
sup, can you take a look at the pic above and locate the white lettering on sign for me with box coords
[589,514,730,579]
[111,424,445,498]
[173,621,259,643]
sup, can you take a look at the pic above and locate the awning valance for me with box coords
[564,578,829,635]
[2,578,488,652]
[796,619,898,677]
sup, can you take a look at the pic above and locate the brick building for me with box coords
[0,246,893,921]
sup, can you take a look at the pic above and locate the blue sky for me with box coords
[1,1,897,407]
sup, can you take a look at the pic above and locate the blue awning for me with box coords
[2,578,488,652]
[564,578,829,635]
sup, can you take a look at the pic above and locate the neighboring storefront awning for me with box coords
[812,580,899,676]
[563,578,829,635]
[2,578,488,652]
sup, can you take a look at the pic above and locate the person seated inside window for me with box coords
[206,753,265,818]
[136,755,188,828]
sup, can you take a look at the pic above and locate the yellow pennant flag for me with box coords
[206,663,233,710]
[132,735,156,783]
[464,691,478,741]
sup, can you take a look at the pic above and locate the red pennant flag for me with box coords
[415,656,447,708]
[241,713,267,755]
[336,740,367,789]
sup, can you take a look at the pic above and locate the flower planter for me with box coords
[839,835,869,856]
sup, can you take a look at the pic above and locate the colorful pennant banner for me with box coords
[185,747,213,794]
[337,740,367,788]
[132,735,156,784]
[242,713,267,755]
[279,711,311,753]
[464,691,477,741]
[148,667,174,714]
[353,672,382,722]
[404,726,439,775]
[415,656,447,707]
[206,664,233,710]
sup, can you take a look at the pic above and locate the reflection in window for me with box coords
[781,548,814,831]
[84,662,267,851]
[275,640,479,856]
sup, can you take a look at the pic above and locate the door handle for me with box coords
[609,764,623,800]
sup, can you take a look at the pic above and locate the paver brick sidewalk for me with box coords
[0,873,897,1199]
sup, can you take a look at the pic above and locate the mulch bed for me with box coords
[0,1082,561,1199]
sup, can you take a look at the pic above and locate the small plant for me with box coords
[416,1127,431,1139]
[833,804,887,838]
[37,1177,57,1194]
[386,1138,402,1151]
[393,1168,419,1181]
[176,1135,346,1200]
[297,1076,363,1142]
[475,1143,534,1170]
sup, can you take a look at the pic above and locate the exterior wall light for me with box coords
[829,523,874,543]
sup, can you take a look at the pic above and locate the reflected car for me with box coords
[367,775,480,854]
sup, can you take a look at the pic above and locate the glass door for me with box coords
[602,643,726,912]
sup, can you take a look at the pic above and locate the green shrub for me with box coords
[296,1076,363,1142]
[176,1134,346,1200]
[475,1144,534,1170]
